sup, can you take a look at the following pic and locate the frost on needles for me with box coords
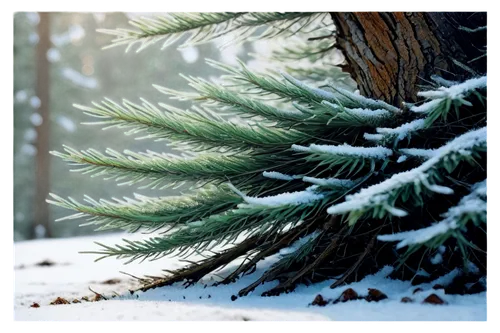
[49,12,487,297]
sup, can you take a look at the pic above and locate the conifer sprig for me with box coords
[99,12,326,52]
[47,186,242,233]
[75,98,311,152]
[50,145,269,189]
[86,190,330,262]
[327,127,486,224]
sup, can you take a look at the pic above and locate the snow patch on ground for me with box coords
[15,233,486,321]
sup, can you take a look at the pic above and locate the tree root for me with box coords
[136,235,262,293]
[330,233,377,289]
[260,222,349,297]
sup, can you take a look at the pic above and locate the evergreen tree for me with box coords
[49,12,486,297]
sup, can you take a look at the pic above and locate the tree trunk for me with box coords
[33,12,52,238]
[330,12,486,107]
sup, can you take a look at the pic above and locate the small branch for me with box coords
[307,34,335,41]
[261,219,348,296]
[218,224,308,285]
[136,235,262,293]
[329,233,377,289]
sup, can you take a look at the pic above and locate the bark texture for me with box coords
[330,12,486,107]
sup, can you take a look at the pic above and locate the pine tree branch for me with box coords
[50,145,268,189]
[155,78,310,127]
[74,98,311,152]
[136,234,264,292]
[83,193,328,263]
[410,76,486,127]
[328,127,486,224]
[47,186,242,233]
[291,143,390,178]
[378,180,486,251]
[99,12,326,52]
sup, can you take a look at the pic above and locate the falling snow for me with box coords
[30,113,42,125]
[29,96,41,109]
[57,115,76,132]
[61,68,98,89]
[46,48,61,63]
[15,90,28,103]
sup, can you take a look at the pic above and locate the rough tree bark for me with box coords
[330,12,486,107]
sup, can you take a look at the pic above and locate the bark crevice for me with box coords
[330,12,486,106]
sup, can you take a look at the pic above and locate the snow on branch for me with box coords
[302,176,356,189]
[327,127,486,221]
[229,184,324,208]
[377,119,424,141]
[399,148,438,160]
[263,171,301,181]
[378,180,486,249]
[410,76,486,127]
[292,143,393,160]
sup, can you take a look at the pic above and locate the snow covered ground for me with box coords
[14,232,486,321]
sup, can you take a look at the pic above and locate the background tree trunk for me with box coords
[330,12,486,107]
[33,12,52,238]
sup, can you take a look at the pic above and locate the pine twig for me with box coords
[136,235,262,293]
[329,233,377,289]
[261,220,348,296]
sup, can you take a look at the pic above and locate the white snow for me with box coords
[396,155,407,163]
[46,48,61,63]
[29,96,41,109]
[231,184,324,208]
[25,12,40,25]
[343,107,390,119]
[376,118,426,142]
[28,32,39,45]
[29,113,43,126]
[179,45,199,64]
[262,171,298,181]
[327,85,402,114]
[378,222,455,249]
[57,115,76,132]
[327,127,486,216]
[410,98,446,113]
[363,132,384,142]
[61,68,98,89]
[411,76,486,113]
[14,234,486,321]
[293,143,393,159]
[430,253,443,265]
[377,179,486,249]
[322,101,391,121]
[20,143,37,156]
[418,76,487,100]
[279,231,320,256]
[400,148,438,159]
[51,25,85,47]
[15,90,28,103]
[281,72,342,103]
[466,261,480,275]
[302,176,355,188]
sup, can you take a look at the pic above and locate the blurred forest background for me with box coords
[13,12,258,241]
